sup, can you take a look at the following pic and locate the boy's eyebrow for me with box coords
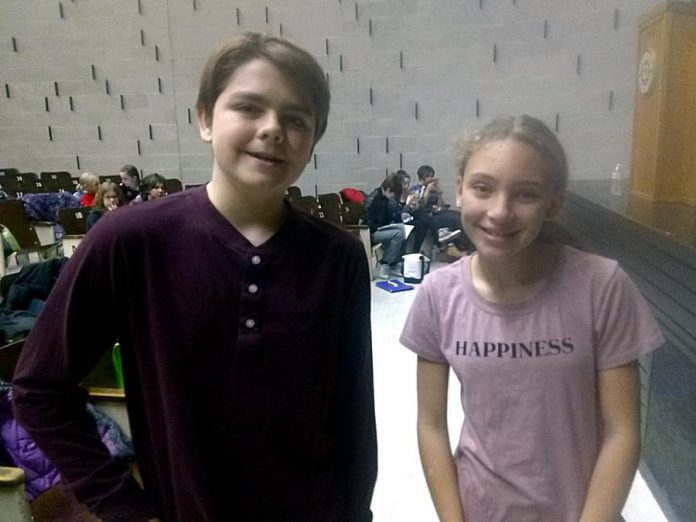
[466,172,544,187]
[227,91,314,115]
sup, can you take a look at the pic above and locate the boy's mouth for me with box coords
[247,151,283,164]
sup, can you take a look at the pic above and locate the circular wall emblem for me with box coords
[638,50,656,95]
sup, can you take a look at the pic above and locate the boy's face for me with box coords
[198,58,316,199]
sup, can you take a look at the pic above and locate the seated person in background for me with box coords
[409,164,474,255]
[130,173,166,204]
[76,172,100,207]
[119,164,141,203]
[87,181,124,230]
[365,173,406,279]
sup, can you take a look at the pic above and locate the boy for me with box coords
[12,32,377,521]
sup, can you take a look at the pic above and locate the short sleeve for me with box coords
[399,280,447,363]
[594,266,665,369]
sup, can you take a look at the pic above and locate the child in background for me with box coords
[13,32,376,522]
[74,172,100,207]
[401,115,663,522]
[86,181,124,230]
[131,173,166,204]
[119,164,141,203]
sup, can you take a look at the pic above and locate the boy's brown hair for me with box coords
[196,32,330,145]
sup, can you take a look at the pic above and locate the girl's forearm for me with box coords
[579,431,640,522]
[418,424,466,522]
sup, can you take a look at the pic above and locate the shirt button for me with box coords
[248,284,258,294]
[251,255,261,265]
[245,318,256,329]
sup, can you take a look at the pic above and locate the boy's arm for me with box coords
[417,357,465,522]
[11,235,157,522]
[579,361,641,522]
[337,244,377,520]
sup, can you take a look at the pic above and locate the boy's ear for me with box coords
[197,107,213,143]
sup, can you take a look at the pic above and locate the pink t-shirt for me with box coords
[400,246,664,522]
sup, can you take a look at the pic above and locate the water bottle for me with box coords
[610,163,623,196]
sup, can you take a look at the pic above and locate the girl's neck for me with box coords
[470,242,559,304]
[206,178,287,247]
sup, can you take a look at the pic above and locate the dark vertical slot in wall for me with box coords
[137,140,141,155]
[279,23,283,37]
[576,55,581,75]
[91,64,96,80]
[399,51,403,69]
[140,29,145,45]
[44,97,50,111]
[155,45,160,61]
[369,19,372,36]
[12,37,17,52]
[614,9,620,30]
[4,84,9,99]
[356,137,360,154]
[149,124,153,140]
[369,87,373,105]
[326,72,330,89]
[157,77,162,93]
[69,96,74,111]
[105,80,110,94]
[493,44,497,63]
[544,20,548,39]
[59,2,64,19]
[554,113,560,132]
[97,125,102,141]
[414,102,418,120]
[137,0,142,15]
[476,98,480,117]
[236,8,240,25]
[54,81,60,96]
[48,126,53,141]
[120,94,125,110]
[608,90,614,111]
[187,108,192,124]
[192,0,197,10]
[313,154,317,169]
[265,6,269,23]
[76,155,81,170]
[385,137,389,153]
[325,38,329,55]
[354,2,358,20]
[339,55,343,72]
[399,152,403,169]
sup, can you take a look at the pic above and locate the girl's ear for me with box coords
[545,191,565,220]
[197,107,213,143]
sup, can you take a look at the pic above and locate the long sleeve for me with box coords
[337,245,377,520]
[11,230,156,521]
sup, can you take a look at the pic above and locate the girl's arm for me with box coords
[579,361,641,522]
[417,357,466,522]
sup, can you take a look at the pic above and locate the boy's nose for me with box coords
[258,112,284,143]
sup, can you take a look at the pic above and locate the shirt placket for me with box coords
[238,252,264,349]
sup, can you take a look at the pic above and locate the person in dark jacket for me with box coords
[365,172,406,278]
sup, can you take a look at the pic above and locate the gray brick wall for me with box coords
[0,0,661,199]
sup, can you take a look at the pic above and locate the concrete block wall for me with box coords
[0,0,661,200]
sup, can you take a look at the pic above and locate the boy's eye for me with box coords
[233,103,261,115]
[286,114,311,130]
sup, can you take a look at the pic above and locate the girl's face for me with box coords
[103,191,119,209]
[457,138,561,264]
[149,183,165,199]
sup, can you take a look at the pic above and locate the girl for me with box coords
[87,181,124,230]
[400,115,664,522]
[131,173,166,204]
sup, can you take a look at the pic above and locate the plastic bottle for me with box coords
[610,163,623,196]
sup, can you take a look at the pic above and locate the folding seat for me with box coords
[164,178,183,194]
[57,207,88,258]
[40,171,74,192]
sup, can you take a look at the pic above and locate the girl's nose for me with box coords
[487,194,513,221]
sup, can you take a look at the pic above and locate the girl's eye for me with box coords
[516,190,541,201]
[471,184,492,196]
